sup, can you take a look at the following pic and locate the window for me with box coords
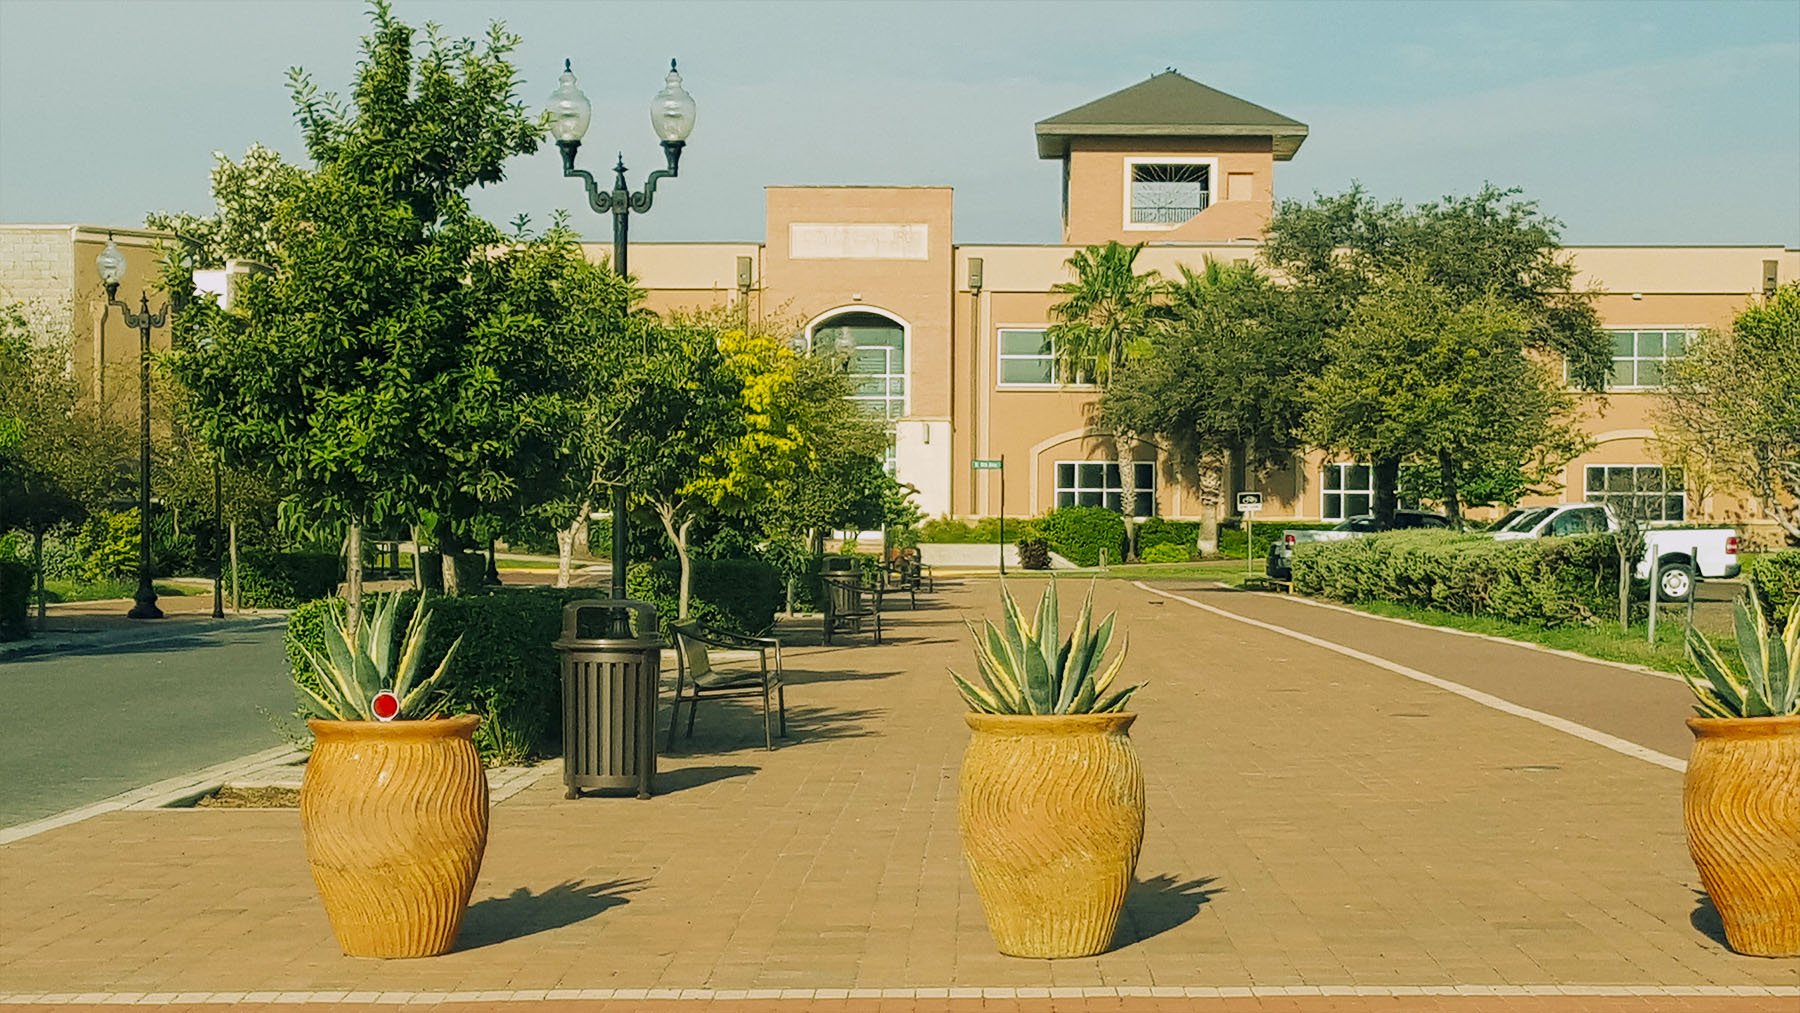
[1322,463,1373,521]
[811,311,906,422]
[1585,465,1685,521]
[1129,162,1210,225]
[1055,461,1155,517]
[998,329,1055,385]
[1548,506,1609,537]
[1604,329,1693,388]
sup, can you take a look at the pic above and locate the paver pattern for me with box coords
[1,580,1794,1010]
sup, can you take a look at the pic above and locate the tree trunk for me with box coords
[655,505,694,621]
[555,526,575,589]
[33,528,46,628]
[229,520,239,613]
[1116,436,1139,561]
[1617,540,1633,632]
[1195,456,1223,557]
[410,525,423,589]
[345,517,364,638]
[1372,457,1400,529]
[1437,451,1463,529]
[439,527,483,597]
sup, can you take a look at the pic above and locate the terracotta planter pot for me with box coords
[301,715,488,958]
[1684,715,1800,957]
[959,712,1144,958]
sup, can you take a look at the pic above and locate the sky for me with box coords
[1,0,1796,246]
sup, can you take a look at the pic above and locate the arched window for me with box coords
[808,310,906,423]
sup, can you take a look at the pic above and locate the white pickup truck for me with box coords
[1492,502,1739,601]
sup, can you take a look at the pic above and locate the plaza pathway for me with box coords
[0,580,1792,1012]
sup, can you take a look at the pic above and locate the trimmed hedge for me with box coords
[1221,519,1337,560]
[1139,543,1191,564]
[919,516,1041,544]
[1038,507,1127,567]
[286,587,595,765]
[0,559,29,641]
[235,551,341,609]
[626,556,782,637]
[1291,530,1620,628]
[1137,519,1198,556]
[1747,551,1800,629]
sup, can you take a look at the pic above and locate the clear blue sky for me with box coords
[2,0,1796,246]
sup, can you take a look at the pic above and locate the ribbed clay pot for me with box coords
[1684,715,1800,957]
[959,712,1144,958]
[301,715,489,958]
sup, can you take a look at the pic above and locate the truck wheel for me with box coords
[1658,563,1696,602]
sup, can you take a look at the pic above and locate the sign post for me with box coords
[1237,492,1264,580]
[973,458,1005,573]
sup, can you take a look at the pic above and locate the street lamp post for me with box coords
[548,58,697,603]
[95,235,165,620]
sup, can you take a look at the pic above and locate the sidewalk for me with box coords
[1,580,1793,1008]
[0,593,286,661]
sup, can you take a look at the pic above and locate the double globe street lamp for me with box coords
[95,236,167,619]
[548,59,696,601]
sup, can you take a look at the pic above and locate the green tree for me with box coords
[1304,268,1588,527]
[1659,282,1800,542]
[1047,241,1162,557]
[1100,258,1316,554]
[146,143,305,269]
[1265,184,1606,526]
[169,2,543,619]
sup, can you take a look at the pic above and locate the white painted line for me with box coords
[1135,581,1688,773]
[1232,582,1684,683]
[0,746,307,845]
[3,985,1794,1003]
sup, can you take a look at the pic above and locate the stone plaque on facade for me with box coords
[788,223,930,260]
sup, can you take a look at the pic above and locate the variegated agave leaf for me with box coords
[950,578,1138,716]
[1683,587,1800,719]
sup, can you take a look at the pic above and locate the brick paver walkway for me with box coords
[1,580,1794,1011]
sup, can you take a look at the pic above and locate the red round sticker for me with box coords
[372,691,400,721]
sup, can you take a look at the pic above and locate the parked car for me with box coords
[1265,510,1450,580]
[1491,502,1738,601]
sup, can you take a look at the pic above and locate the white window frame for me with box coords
[996,326,1096,389]
[1597,327,1699,390]
[1054,460,1156,518]
[1122,156,1217,232]
[1584,464,1686,522]
[1321,462,1374,522]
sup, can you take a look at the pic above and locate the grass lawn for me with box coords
[976,559,1257,585]
[41,578,194,603]
[1294,595,1721,678]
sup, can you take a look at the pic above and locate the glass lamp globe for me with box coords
[547,60,592,143]
[96,238,127,289]
[651,59,696,143]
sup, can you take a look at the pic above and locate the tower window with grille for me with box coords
[1130,163,1210,225]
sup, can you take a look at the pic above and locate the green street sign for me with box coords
[972,459,1003,470]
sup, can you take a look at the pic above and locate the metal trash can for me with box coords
[554,599,660,799]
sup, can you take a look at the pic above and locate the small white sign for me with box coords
[1237,492,1264,513]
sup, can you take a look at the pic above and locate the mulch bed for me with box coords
[194,786,300,808]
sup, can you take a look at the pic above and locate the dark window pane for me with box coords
[1078,463,1104,487]
[1324,493,1342,519]
[1078,490,1103,507]
[1105,463,1122,487]
[1103,492,1122,512]
[1346,494,1371,518]
[1057,463,1075,487]
[1056,492,1074,509]
[1606,467,1633,493]
[1666,495,1685,521]
[1324,466,1343,491]
[1347,464,1371,490]
[1132,491,1153,517]
[1135,462,1155,488]
[1586,468,1605,493]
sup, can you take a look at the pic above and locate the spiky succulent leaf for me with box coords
[951,670,1002,713]
[1091,632,1130,697]
[950,578,1139,716]
[392,600,434,701]
[399,632,462,717]
[1036,582,1062,700]
[979,619,1028,712]
[1686,623,1748,716]
[297,638,370,720]
[1734,590,1769,699]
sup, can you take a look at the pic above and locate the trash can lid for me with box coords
[555,598,660,647]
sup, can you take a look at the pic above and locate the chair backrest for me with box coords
[674,625,712,680]
[824,575,860,612]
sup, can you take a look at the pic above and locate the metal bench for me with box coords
[668,622,786,751]
[822,574,883,645]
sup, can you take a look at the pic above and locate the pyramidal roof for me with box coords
[1035,71,1308,161]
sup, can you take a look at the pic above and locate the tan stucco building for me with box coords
[609,72,1798,546]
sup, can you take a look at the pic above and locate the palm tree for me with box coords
[1047,242,1161,559]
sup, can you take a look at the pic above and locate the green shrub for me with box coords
[1137,519,1198,555]
[918,516,1041,544]
[626,557,782,637]
[1139,543,1191,564]
[286,587,595,764]
[1291,529,1619,628]
[76,510,139,582]
[234,551,341,608]
[0,559,30,641]
[1220,519,1337,560]
[1037,507,1126,567]
[1017,537,1051,570]
[1746,551,1800,630]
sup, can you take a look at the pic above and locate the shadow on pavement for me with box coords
[654,764,759,793]
[1689,889,1730,948]
[456,878,642,950]
[662,702,885,754]
[1113,874,1224,947]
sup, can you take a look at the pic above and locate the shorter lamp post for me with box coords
[548,58,697,604]
[96,236,165,620]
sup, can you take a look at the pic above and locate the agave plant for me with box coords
[294,594,464,721]
[1683,586,1799,719]
[951,580,1137,714]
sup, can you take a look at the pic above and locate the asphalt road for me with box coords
[0,620,296,828]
